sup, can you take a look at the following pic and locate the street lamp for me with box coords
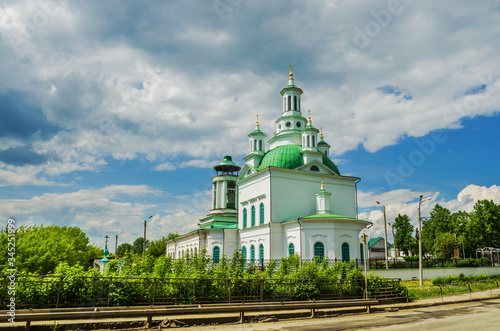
[418,195,432,287]
[376,201,389,269]
[143,215,153,258]
[388,222,397,262]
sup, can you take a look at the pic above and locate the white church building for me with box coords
[166,67,371,263]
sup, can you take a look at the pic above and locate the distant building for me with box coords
[166,67,371,262]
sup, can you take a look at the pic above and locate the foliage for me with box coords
[132,237,149,255]
[0,224,101,274]
[433,232,459,259]
[116,243,133,257]
[393,214,414,256]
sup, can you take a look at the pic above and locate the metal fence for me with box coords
[364,257,496,269]
[0,275,404,309]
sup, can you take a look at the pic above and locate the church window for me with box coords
[213,246,220,264]
[296,122,301,128]
[259,244,264,263]
[307,135,310,147]
[312,135,315,147]
[194,247,197,254]
[342,243,350,261]
[283,97,286,111]
[250,245,255,264]
[227,181,236,209]
[242,246,247,261]
[360,243,364,264]
[253,139,257,151]
[294,95,297,110]
[251,206,256,226]
[242,208,247,228]
[259,140,262,151]
[288,243,295,256]
[286,121,292,128]
[213,183,217,209]
[302,136,305,146]
[310,165,319,172]
[288,95,291,110]
[259,203,264,225]
[247,169,252,176]
[314,242,325,260]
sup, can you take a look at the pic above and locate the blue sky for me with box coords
[1,1,499,250]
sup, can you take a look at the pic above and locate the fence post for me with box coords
[106,276,113,307]
[289,278,292,301]
[56,275,63,308]
[152,277,157,306]
[260,278,264,302]
[339,280,343,299]
[228,278,231,303]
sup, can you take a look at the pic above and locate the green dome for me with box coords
[317,140,329,146]
[256,144,340,175]
[322,154,340,175]
[257,145,304,170]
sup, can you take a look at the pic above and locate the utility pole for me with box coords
[377,202,389,269]
[418,195,432,287]
[115,234,118,254]
[143,215,152,259]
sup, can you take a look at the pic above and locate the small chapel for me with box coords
[166,67,371,262]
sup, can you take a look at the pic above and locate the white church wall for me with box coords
[270,169,357,223]
[223,229,239,257]
[239,225,271,260]
[238,170,271,229]
[206,230,224,258]
[282,222,301,258]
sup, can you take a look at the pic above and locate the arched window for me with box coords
[242,208,247,228]
[242,246,247,261]
[253,139,257,151]
[250,245,255,264]
[259,140,262,151]
[294,96,297,110]
[314,242,325,260]
[312,135,315,147]
[251,206,255,227]
[259,203,264,225]
[213,246,220,264]
[360,243,364,264]
[283,97,286,111]
[259,244,264,264]
[342,243,350,262]
[310,165,319,172]
[194,247,197,254]
[307,135,310,147]
[288,243,295,256]
[288,95,291,110]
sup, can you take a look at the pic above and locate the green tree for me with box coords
[466,200,500,251]
[116,243,133,257]
[422,204,453,255]
[433,232,458,259]
[0,224,101,274]
[393,214,414,256]
[132,237,149,255]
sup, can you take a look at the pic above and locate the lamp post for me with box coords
[143,215,152,259]
[388,222,397,263]
[376,201,389,269]
[418,195,432,287]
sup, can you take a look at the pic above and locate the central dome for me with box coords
[256,144,340,175]
[257,145,304,170]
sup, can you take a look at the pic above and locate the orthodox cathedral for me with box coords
[166,67,371,262]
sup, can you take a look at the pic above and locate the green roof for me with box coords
[368,237,382,248]
[317,140,329,146]
[300,213,359,221]
[200,221,238,229]
[303,125,318,131]
[255,144,340,175]
[248,129,266,136]
[322,154,340,175]
[257,144,304,170]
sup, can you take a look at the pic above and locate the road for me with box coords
[195,298,500,330]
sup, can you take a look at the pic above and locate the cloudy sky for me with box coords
[1,0,499,250]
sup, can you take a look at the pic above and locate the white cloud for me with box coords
[154,162,176,171]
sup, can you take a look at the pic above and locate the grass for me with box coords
[404,280,499,301]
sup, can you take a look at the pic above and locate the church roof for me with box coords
[256,144,340,175]
[257,144,304,170]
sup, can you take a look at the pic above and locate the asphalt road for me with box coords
[196,298,500,331]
